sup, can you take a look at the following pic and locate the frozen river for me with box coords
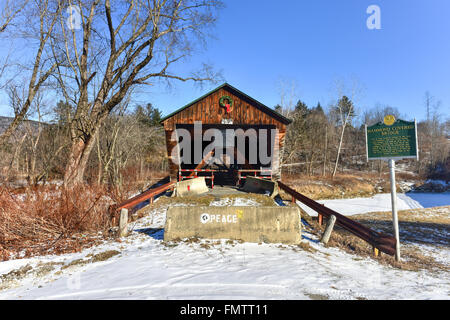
[296,192,450,216]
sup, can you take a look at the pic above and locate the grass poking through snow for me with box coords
[298,205,449,272]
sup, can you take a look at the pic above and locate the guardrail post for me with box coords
[278,181,397,256]
[373,246,379,257]
[119,208,129,237]
[320,215,336,244]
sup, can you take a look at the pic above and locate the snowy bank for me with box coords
[296,192,450,217]
[0,203,448,300]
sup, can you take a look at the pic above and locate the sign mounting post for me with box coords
[388,158,400,260]
[365,116,419,261]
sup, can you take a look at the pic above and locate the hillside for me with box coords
[0,116,47,137]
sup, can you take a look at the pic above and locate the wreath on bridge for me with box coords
[219,95,233,113]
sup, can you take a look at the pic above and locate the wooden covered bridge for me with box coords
[160,83,292,186]
[116,83,397,257]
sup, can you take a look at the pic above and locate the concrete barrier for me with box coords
[241,176,279,198]
[175,177,209,197]
[164,206,301,244]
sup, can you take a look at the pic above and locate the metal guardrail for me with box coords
[113,177,396,256]
[278,181,397,256]
[116,180,175,210]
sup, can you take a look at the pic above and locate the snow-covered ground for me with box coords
[209,197,261,207]
[297,192,450,217]
[0,193,448,300]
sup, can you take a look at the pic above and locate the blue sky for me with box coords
[1,0,449,122]
[144,0,450,122]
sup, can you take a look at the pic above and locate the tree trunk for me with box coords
[64,134,97,187]
[323,126,327,176]
[97,133,103,185]
[309,154,315,176]
[9,133,27,176]
[332,123,346,178]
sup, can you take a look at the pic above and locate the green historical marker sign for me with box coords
[365,115,419,262]
[365,118,418,161]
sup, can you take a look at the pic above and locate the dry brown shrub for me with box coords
[282,173,376,199]
[0,184,122,260]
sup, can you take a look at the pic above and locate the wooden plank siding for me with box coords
[163,87,287,131]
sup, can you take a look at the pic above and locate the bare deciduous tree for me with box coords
[331,79,361,178]
[0,0,60,147]
[0,0,28,32]
[49,0,222,187]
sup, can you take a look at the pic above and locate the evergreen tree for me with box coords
[338,96,355,116]
[53,100,73,127]
[135,103,162,126]
[150,105,162,125]
[315,102,324,114]
[294,100,308,115]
